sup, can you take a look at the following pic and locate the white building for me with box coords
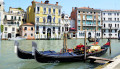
[102,10,120,38]
[2,7,24,39]
[0,0,4,25]
[61,14,71,34]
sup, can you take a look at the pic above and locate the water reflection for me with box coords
[0,39,120,69]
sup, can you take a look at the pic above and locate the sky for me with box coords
[4,0,120,15]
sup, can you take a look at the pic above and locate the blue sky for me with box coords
[4,0,120,15]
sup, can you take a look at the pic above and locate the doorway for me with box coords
[8,33,11,38]
[47,28,51,39]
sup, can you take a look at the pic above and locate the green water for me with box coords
[0,39,120,69]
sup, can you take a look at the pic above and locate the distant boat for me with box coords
[14,41,56,59]
[118,36,120,40]
[8,37,26,41]
[32,39,110,63]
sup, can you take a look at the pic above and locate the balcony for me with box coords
[102,27,118,29]
[36,23,61,27]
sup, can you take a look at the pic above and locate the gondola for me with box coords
[88,36,97,42]
[14,41,56,59]
[32,40,110,63]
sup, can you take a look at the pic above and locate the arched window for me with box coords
[104,24,105,27]
[43,17,46,23]
[17,22,19,27]
[53,17,55,23]
[47,15,51,23]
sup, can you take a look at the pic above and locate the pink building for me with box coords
[19,23,35,40]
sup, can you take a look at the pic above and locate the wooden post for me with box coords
[109,25,111,54]
[84,30,87,61]
[95,29,96,44]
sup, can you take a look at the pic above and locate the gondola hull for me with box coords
[34,47,108,63]
[17,47,34,59]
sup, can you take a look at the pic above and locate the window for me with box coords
[114,13,116,16]
[53,27,55,34]
[104,30,106,32]
[43,26,46,34]
[5,27,7,31]
[115,24,116,27]
[24,27,27,30]
[53,9,55,14]
[115,29,117,32]
[115,18,116,21]
[83,11,85,13]
[53,17,55,23]
[12,28,15,31]
[24,33,27,37]
[43,17,46,23]
[17,22,19,26]
[4,15,7,19]
[78,26,80,30]
[37,17,39,22]
[103,13,105,15]
[14,16,16,20]
[44,8,46,14]
[31,27,33,30]
[59,9,61,15]
[11,11,13,13]
[104,24,105,27]
[31,34,33,36]
[47,16,51,23]
[108,13,112,15]
[108,18,112,21]
[118,24,119,28]
[49,8,51,14]
[37,7,40,13]
[36,26,39,31]
[104,18,105,20]
[78,11,80,13]
[11,16,13,20]
[117,18,119,21]
[19,17,21,21]
[117,13,119,16]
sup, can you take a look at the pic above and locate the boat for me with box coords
[32,39,110,63]
[118,36,120,40]
[8,37,26,41]
[14,41,56,59]
[88,36,97,42]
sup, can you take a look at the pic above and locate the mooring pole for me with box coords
[84,30,87,61]
[109,25,111,55]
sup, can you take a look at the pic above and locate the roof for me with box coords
[78,7,100,11]
[21,23,34,26]
[103,10,120,12]
[32,1,61,6]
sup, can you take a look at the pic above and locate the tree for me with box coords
[1,25,4,32]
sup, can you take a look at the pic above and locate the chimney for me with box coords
[41,1,43,3]
[45,0,49,4]
[56,2,58,5]
[72,7,74,11]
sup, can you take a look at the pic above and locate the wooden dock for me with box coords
[88,56,114,63]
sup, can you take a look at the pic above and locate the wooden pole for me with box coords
[109,26,111,54]
[84,30,87,61]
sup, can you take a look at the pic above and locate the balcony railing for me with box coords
[102,27,118,29]
[36,23,61,26]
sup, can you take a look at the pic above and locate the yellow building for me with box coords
[27,0,62,39]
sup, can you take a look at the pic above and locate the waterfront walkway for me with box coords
[102,55,120,69]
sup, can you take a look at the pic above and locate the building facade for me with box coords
[27,0,62,39]
[71,7,102,38]
[19,23,35,40]
[102,10,120,38]
[2,7,24,39]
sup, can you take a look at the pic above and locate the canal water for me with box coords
[0,39,120,69]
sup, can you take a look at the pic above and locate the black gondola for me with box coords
[32,40,110,63]
[14,41,56,59]
[88,36,96,42]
